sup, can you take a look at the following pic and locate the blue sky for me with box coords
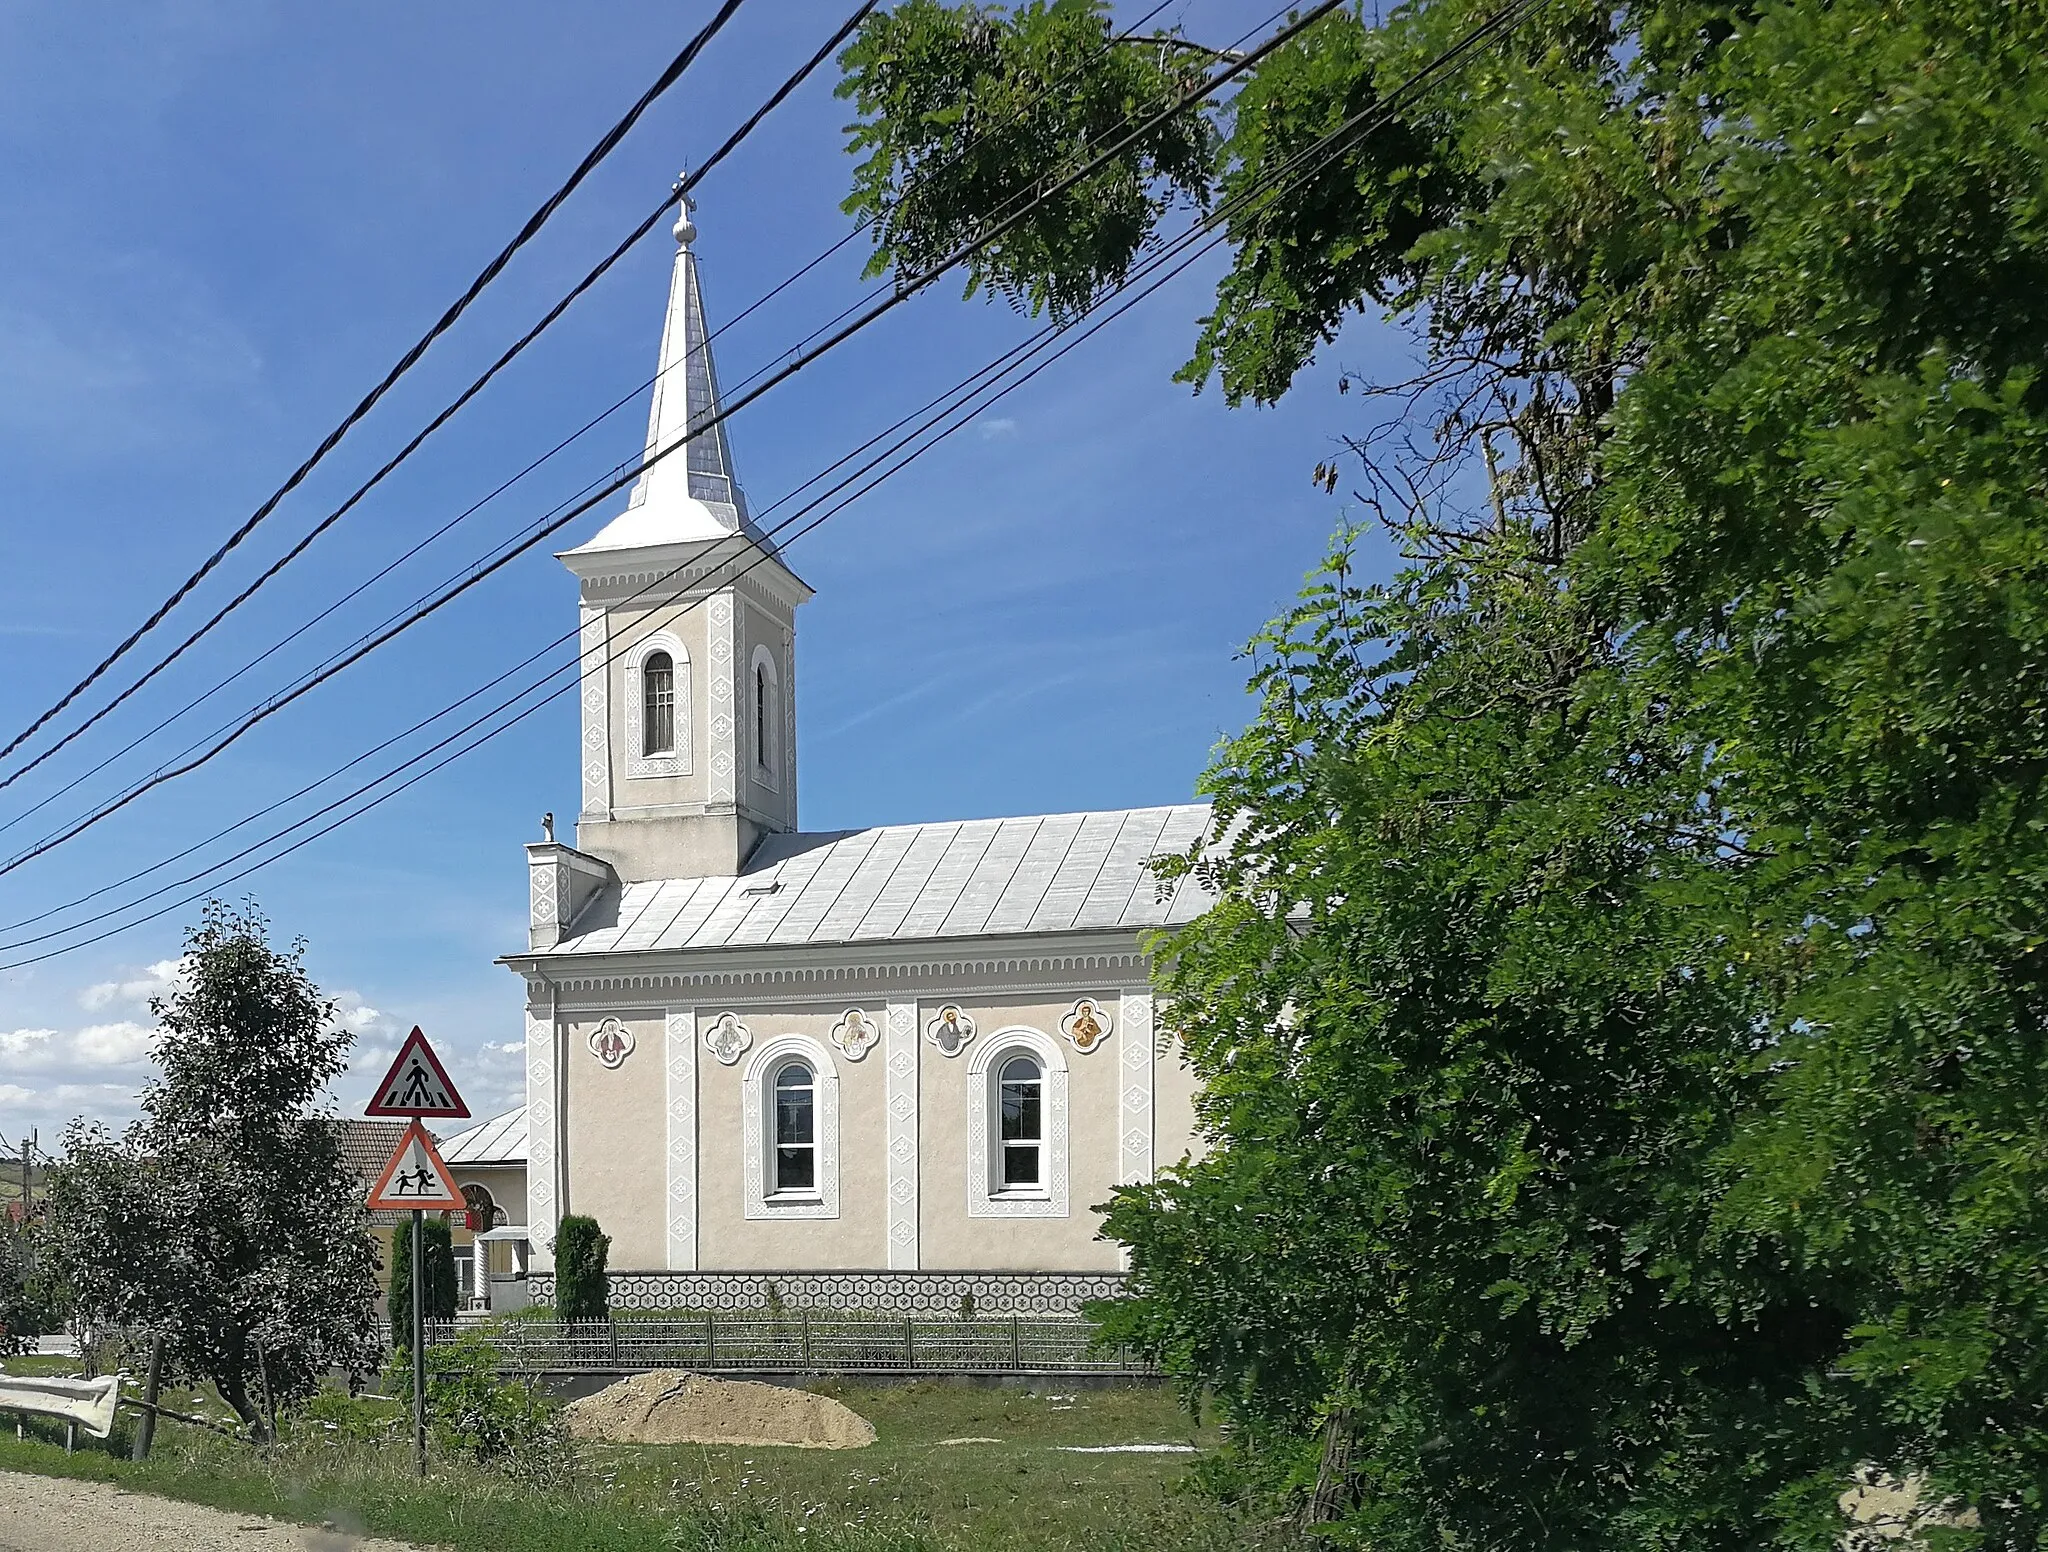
[0,1,1405,1140]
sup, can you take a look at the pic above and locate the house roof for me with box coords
[438,1106,527,1167]
[319,1117,415,1227]
[546,803,1217,957]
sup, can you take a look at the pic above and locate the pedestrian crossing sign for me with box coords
[365,1026,469,1119]
[365,1119,464,1213]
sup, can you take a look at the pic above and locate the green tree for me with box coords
[387,1214,458,1347]
[841,0,2048,1545]
[41,900,382,1439]
[552,1214,609,1324]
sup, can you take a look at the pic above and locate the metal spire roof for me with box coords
[565,187,770,556]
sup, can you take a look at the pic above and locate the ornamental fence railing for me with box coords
[427,1315,1151,1376]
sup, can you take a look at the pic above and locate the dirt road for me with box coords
[0,1473,429,1552]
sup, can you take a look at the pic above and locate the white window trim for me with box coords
[625,631,692,779]
[748,642,780,793]
[742,1035,838,1220]
[966,1027,1068,1219]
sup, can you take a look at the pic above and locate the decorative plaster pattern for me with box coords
[578,606,610,818]
[885,1001,919,1269]
[707,594,735,803]
[1118,992,1155,1187]
[830,1008,879,1061]
[966,1028,1069,1219]
[665,1008,697,1269]
[925,1004,976,1057]
[524,1004,557,1266]
[704,1011,752,1065]
[624,632,692,779]
[527,854,559,929]
[742,1036,840,1220]
[1060,996,1113,1055]
[781,624,796,828]
[529,1268,1125,1317]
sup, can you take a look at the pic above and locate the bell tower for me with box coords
[556,190,811,881]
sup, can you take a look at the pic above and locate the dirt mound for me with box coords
[562,1371,875,1449]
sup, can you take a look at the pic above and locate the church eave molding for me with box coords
[501,927,1161,997]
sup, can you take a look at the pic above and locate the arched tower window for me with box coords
[755,661,771,771]
[748,643,781,792]
[643,650,675,756]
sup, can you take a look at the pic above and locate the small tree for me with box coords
[387,1215,458,1347]
[41,900,381,1439]
[552,1215,609,1323]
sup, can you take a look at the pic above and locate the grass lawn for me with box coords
[1,1357,1271,1552]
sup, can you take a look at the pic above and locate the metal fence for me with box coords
[428,1315,1151,1376]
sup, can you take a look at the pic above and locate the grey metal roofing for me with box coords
[438,1106,527,1167]
[550,803,1215,956]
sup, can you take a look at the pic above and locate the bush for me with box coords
[552,1215,609,1323]
[387,1216,457,1346]
[423,1329,569,1486]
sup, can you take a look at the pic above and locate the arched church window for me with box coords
[643,650,676,756]
[772,1060,815,1194]
[755,661,771,771]
[997,1055,1044,1192]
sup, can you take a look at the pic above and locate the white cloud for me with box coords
[0,1021,154,1074]
[978,416,1019,440]
[79,957,184,1012]
[0,1083,32,1106]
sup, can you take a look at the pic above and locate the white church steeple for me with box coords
[554,186,811,885]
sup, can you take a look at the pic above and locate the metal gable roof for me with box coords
[546,803,1215,958]
[438,1106,528,1166]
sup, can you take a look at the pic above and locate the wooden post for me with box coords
[131,1332,165,1461]
[65,1421,75,1454]
[410,1209,426,1477]
[254,1339,277,1442]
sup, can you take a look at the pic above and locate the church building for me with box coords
[499,194,1215,1315]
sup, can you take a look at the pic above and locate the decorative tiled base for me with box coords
[527,1268,1125,1316]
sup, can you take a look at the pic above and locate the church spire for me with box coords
[568,182,760,553]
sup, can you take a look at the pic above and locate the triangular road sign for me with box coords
[366,1119,465,1213]
[365,1026,469,1119]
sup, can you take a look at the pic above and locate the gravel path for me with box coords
[0,1472,431,1552]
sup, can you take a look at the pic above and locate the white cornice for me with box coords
[500,927,1156,999]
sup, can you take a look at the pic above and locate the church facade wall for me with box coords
[522,933,1197,1285]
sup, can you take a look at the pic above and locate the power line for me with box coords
[0,0,1344,885]
[0,0,1185,820]
[0,0,1547,965]
[0,0,872,795]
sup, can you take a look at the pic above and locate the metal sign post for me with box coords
[362,1027,468,1480]
[411,1209,425,1477]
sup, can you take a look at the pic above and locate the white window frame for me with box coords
[993,1052,1048,1198]
[768,1059,818,1197]
[742,1035,838,1219]
[749,642,780,792]
[966,1028,1068,1218]
[624,631,691,779]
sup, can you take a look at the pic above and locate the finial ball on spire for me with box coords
[673,183,697,247]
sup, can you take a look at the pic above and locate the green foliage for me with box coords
[551,1215,609,1323]
[845,0,2048,1546]
[387,1216,457,1347]
[39,900,382,1440]
[401,1329,569,1486]
[0,1213,60,1353]
[836,0,1214,320]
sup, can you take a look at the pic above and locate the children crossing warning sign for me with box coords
[365,1119,464,1213]
[365,1026,469,1119]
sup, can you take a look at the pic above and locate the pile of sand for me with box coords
[562,1371,876,1449]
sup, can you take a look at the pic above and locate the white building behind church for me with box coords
[499,195,1215,1314]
